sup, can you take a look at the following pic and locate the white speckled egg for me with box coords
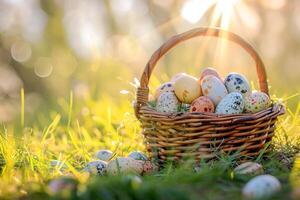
[199,67,223,82]
[156,92,179,113]
[242,175,281,199]
[234,162,263,175]
[224,73,251,96]
[107,157,143,175]
[171,73,187,82]
[83,160,107,175]
[244,91,270,113]
[128,151,148,161]
[154,82,174,99]
[95,149,113,161]
[201,75,228,105]
[174,74,202,104]
[216,92,244,114]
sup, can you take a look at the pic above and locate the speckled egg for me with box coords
[224,73,251,96]
[141,161,158,174]
[156,92,179,113]
[174,74,202,103]
[154,82,175,99]
[171,72,187,82]
[216,92,244,114]
[107,157,143,175]
[199,67,223,82]
[128,151,148,161]
[190,96,215,113]
[242,175,281,199]
[244,91,270,113]
[95,149,113,161]
[234,162,263,175]
[201,75,228,105]
[83,160,107,175]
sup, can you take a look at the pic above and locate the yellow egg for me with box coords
[173,74,202,104]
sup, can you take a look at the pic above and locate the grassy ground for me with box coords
[0,89,299,200]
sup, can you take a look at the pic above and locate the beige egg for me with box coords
[174,74,202,104]
[244,91,270,113]
[199,67,223,82]
[156,92,179,113]
[234,162,263,175]
[190,96,215,113]
[201,75,228,105]
[107,157,143,175]
[154,82,175,100]
[242,175,281,199]
[83,160,107,175]
[171,73,187,82]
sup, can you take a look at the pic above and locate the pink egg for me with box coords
[199,67,223,83]
[190,96,215,113]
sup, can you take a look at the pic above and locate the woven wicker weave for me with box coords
[134,27,285,166]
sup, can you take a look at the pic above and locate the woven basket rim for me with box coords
[139,103,285,119]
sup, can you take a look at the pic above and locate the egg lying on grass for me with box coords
[201,75,228,106]
[244,91,270,113]
[95,149,113,161]
[173,74,202,104]
[128,151,148,161]
[107,157,144,175]
[190,96,215,113]
[156,91,179,113]
[216,92,244,114]
[83,160,107,175]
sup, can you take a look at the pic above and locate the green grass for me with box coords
[0,88,298,200]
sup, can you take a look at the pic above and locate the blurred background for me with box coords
[0,0,299,123]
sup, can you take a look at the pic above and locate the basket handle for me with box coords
[135,27,268,117]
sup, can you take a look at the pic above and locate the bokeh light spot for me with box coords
[34,57,53,78]
[10,41,32,62]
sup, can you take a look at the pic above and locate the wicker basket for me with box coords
[134,27,285,166]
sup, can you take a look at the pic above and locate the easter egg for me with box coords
[156,92,179,113]
[224,73,251,96]
[201,75,228,105]
[128,151,148,161]
[141,161,158,174]
[154,82,174,100]
[95,149,113,161]
[199,67,222,82]
[242,175,281,199]
[174,74,202,104]
[107,157,143,175]
[190,96,215,113]
[48,177,78,195]
[216,92,244,114]
[234,162,263,175]
[83,160,107,175]
[244,91,270,113]
[171,73,187,82]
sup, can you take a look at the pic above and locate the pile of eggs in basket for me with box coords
[152,67,271,114]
